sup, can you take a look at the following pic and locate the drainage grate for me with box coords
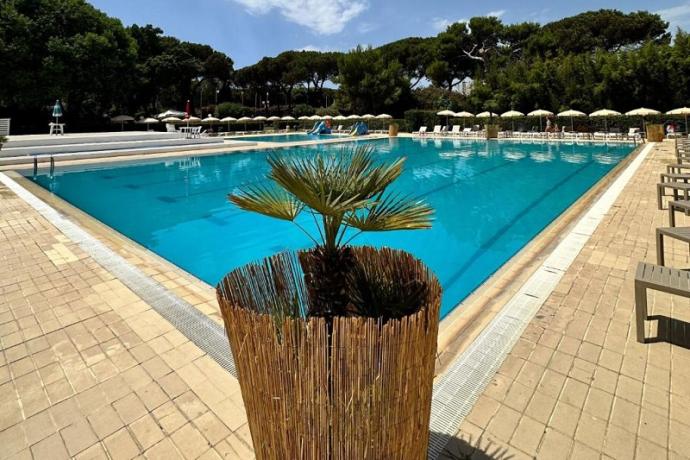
[1,142,653,460]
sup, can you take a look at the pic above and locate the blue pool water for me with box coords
[31,138,633,318]
[228,133,341,143]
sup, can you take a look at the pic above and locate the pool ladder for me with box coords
[32,155,55,178]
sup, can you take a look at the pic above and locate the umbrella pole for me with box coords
[570,117,574,132]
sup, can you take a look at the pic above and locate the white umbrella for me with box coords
[361,114,375,119]
[527,109,554,131]
[557,109,587,132]
[281,116,295,120]
[437,109,455,125]
[589,109,621,131]
[309,115,322,120]
[185,116,202,123]
[137,117,160,130]
[322,115,333,120]
[220,116,236,131]
[267,116,281,121]
[501,110,524,131]
[238,116,252,131]
[161,116,181,123]
[203,116,220,123]
[476,111,498,118]
[667,107,690,132]
[626,107,660,132]
[111,114,134,131]
[298,116,310,120]
[333,115,347,121]
[453,111,474,128]
[501,110,524,117]
[346,114,360,119]
[253,116,267,121]
[375,114,392,130]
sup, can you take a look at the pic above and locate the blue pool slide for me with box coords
[307,121,331,135]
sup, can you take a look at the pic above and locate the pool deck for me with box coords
[0,140,688,459]
[446,141,690,459]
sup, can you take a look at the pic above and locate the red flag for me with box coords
[184,100,191,119]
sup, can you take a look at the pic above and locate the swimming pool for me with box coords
[228,133,341,143]
[31,138,634,318]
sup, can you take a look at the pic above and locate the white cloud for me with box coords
[297,45,335,52]
[231,0,368,35]
[656,2,690,32]
[432,9,506,32]
[486,9,506,18]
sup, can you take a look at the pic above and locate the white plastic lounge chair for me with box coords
[166,124,177,133]
[431,125,442,135]
[627,128,641,141]
[449,125,461,136]
[461,127,472,137]
[414,126,428,136]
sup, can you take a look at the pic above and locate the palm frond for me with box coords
[344,193,433,232]
[228,186,303,221]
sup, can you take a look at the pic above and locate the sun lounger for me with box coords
[655,226,690,266]
[431,125,442,135]
[461,128,472,137]
[657,181,690,209]
[634,262,690,342]
[669,200,690,226]
[414,126,427,136]
[661,173,690,184]
[449,125,461,136]
[593,132,608,140]
[627,128,641,141]
[667,164,690,174]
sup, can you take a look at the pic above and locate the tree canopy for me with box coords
[0,2,686,132]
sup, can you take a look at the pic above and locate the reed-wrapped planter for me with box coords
[217,246,441,460]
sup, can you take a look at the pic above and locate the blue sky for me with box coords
[89,0,690,68]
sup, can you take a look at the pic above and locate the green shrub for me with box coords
[292,104,314,117]
[216,102,247,118]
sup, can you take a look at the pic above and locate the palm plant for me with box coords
[229,144,433,319]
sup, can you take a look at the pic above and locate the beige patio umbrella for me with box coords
[376,113,392,131]
[202,115,220,133]
[475,111,498,118]
[281,116,295,121]
[220,116,236,131]
[137,117,159,130]
[333,115,347,120]
[298,115,310,120]
[501,110,525,131]
[346,114,360,120]
[267,116,280,121]
[527,109,554,131]
[626,107,660,132]
[237,116,252,131]
[557,109,587,132]
[437,109,455,125]
[589,109,621,131]
[161,116,181,123]
[667,107,690,132]
[453,111,474,128]
[111,114,135,131]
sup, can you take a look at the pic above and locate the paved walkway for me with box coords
[445,142,690,459]
[2,141,688,460]
[0,184,253,458]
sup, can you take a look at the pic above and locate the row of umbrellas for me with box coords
[437,107,690,131]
